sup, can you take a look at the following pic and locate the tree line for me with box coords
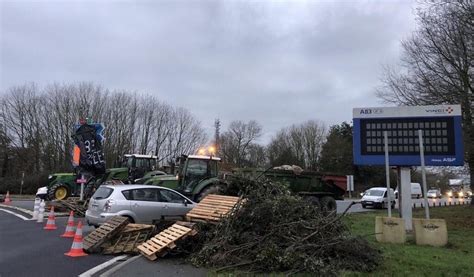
[0,83,208,180]
[0,83,348,193]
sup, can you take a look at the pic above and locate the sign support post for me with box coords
[77,175,87,201]
[384,131,392,217]
[399,167,412,231]
[418,130,430,219]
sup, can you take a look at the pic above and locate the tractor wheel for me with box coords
[196,184,223,202]
[320,196,337,216]
[48,183,70,200]
[305,196,321,210]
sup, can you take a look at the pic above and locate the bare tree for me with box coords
[220,120,262,167]
[377,0,474,189]
[0,82,207,182]
[267,120,327,170]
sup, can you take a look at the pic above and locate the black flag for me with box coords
[72,124,106,174]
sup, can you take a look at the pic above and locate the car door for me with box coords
[129,188,164,223]
[158,189,193,220]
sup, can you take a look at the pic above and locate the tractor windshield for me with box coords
[186,159,208,176]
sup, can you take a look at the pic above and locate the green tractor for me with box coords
[37,154,162,200]
[144,154,225,202]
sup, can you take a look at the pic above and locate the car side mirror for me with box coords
[183,199,190,206]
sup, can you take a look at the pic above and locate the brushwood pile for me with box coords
[181,177,381,275]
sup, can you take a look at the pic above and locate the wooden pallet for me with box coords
[83,216,129,253]
[137,221,197,261]
[102,224,155,254]
[53,199,88,217]
[185,194,241,223]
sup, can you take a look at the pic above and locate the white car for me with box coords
[36,186,49,200]
[361,187,395,209]
[394,183,423,199]
[85,184,195,226]
[426,189,442,198]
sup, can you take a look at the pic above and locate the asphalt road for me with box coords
[0,205,110,277]
[2,197,470,277]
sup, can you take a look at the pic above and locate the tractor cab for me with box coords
[122,154,158,181]
[176,155,220,194]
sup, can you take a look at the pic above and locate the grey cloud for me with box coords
[0,0,417,143]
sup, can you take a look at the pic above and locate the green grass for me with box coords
[343,206,474,277]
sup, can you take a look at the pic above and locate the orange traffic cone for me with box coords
[65,221,88,257]
[61,211,76,238]
[4,191,12,204]
[43,206,57,230]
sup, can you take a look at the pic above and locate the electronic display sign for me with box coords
[353,105,464,166]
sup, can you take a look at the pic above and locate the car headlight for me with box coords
[48,175,53,179]
[447,192,452,197]
[459,192,464,197]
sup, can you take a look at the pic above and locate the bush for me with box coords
[185,177,382,275]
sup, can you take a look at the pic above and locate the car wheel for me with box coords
[361,204,367,209]
[124,216,135,224]
[391,202,395,209]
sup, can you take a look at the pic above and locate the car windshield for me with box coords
[365,190,385,197]
[93,187,113,200]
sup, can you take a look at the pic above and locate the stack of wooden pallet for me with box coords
[102,223,155,254]
[185,194,241,223]
[137,221,197,260]
[138,194,242,261]
[53,198,88,217]
[83,216,155,254]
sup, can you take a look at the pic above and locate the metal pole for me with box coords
[20,171,25,195]
[80,174,84,201]
[384,131,392,217]
[418,130,430,219]
[347,175,352,198]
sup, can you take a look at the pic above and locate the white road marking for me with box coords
[0,203,70,217]
[99,255,141,277]
[0,208,31,220]
[78,255,129,277]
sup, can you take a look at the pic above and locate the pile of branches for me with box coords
[187,177,381,275]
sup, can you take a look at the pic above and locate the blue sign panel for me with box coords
[353,105,464,166]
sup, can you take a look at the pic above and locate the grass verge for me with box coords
[343,206,474,276]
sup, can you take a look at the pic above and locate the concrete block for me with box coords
[413,218,448,247]
[375,216,406,244]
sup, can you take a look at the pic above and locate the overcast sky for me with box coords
[0,0,417,143]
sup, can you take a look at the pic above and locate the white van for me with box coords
[361,187,396,209]
[394,183,423,199]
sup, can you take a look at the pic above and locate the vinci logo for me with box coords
[425,106,454,114]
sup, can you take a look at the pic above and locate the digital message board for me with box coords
[353,105,464,166]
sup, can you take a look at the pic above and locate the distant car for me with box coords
[446,189,472,198]
[427,189,442,199]
[85,184,196,226]
[395,183,423,199]
[361,187,396,209]
[35,187,48,200]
